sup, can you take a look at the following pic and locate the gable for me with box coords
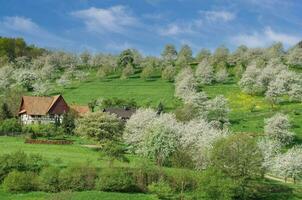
[19,95,69,116]
[48,95,69,115]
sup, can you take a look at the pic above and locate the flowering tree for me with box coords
[215,67,228,83]
[142,113,182,166]
[239,63,262,94]
[181,119,229,169]
[15,70,38,91]
[257,138,282,171]
[121,64,134,79]
[56,73,71,88]
[175,68,197,101]
[195,59,214,85]
[76,112,123,142]
[286,47,302,67]
[0,65,14,90]
[272,146,302,183]
[161,65,176,82]
[123,108,158,152]
[264,113,294,145]
[206,95,230,128]
[32,81,52,96]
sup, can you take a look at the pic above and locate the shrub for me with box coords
[199,168,235,200]
[75,111,123,142]
[2,171,39,192]
[148,179,174,200]
[0,118,22,135]
[132,164,163,192]
[166,170,198,193]
[0,151,48,182]
[39,166,61,192]
[96,168,138,192]
[59,165,97,191]
[22,124,63,137]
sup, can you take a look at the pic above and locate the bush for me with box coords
[199,168,235,200]
[0,151,48,182]
[148,179,174,200]
[2,171,39,192]
[0,118,22,135]
[132,164,163,192]
[39,166,61,192]
[96,168,138,192]
[22,124,64,137]
[166,170,198,193]
[59,165,97,191]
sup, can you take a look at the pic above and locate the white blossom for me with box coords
[271,146,302,182]
[264,113,294,145]
[123,108,158,152]
[181,119,229,169]
[195,59,214,85]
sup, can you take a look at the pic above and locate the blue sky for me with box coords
[0,0,301,55]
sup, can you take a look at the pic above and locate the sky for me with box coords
[0,0,301,55]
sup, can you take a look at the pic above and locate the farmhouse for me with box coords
[19,95,70,124]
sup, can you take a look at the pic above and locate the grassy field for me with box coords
[0,136,150,168]
[52,72,179,110]
[202,79,302,144]
[0,136,301,199]
[0,190,157,200]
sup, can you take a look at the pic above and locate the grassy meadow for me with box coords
[47,70,302,144]
[0,190,157,200]
[52,71,179,110]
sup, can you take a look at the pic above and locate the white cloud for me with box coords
[200,10,235,22]
[157,23,198,37]
[231,27,301,48]
[0,16,72,49]
[71,6,139,33]
[1,16,40,33]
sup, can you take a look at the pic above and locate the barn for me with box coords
[18,95,69,124]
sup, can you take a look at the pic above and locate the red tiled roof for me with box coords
[70,105,90,116]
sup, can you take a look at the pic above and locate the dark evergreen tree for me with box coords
[0,102,13,120]
[61,111,76,135]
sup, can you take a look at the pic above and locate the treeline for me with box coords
[0,37,46,62]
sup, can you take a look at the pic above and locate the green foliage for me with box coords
[121,64,135,79]
[101,140,129,167]
[59,165,97,191]
[0,37,45,61]
[161,65,176,82]
[96,168,138,192]
[0,151,48,182]
[22,123,63,137]
[0,103,13,120]
[210,133,264,199]
[141,65,154,80]
[174,104,197,122]
[0,119,22,134]
[199,167,236,200]
[39,166,61,192]
[61,111,76,135]
[88,99,98,112]
[101,97,137,109]
[2,171,39,193]
[148,180,174,200]
[75,111,123,142]
[118,49,134,68]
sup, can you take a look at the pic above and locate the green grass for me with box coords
[0,190,157,200]
[52,72,179,110]
[202,80,302,144]
[0,136,149,168]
